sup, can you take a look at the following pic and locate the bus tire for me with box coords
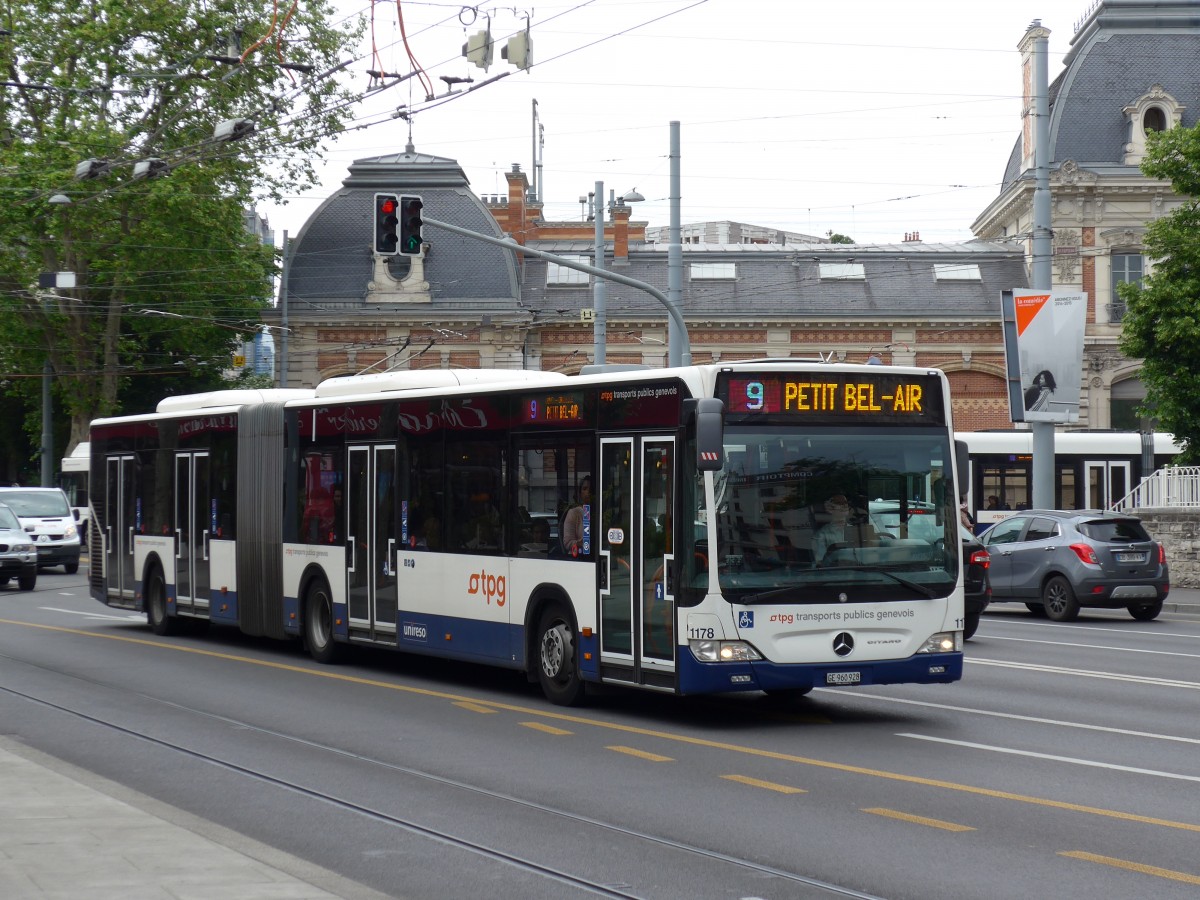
[536,605,585,706]
[1042,575,1079,622]
[146,566,178,636]
[304,578,342,664]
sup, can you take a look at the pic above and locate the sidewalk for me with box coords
[0,737,388,899]
[1165,585,1200,613]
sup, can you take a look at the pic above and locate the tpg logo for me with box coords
[468,569,506,607]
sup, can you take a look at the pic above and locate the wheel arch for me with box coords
[523,582,576,678]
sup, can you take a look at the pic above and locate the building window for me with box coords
[546,255,589,286]
[1143,106,1167,133]
[1110,253,1143,322]
[818,262,865,280]
[690,262,736,280]
[933,263,981,281]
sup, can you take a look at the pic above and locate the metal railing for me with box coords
[1112,467,1200,511]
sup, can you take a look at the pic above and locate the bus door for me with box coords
[1085,460,1130,510]
[598,436,676,682]
[347,444,397,639]
[174,451,211,613]
[104,454,136,601]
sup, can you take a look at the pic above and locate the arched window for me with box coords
[1143,106,1167,134]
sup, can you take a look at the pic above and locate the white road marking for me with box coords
[818,690,1200,746]
[981,634,1200,659]
[966,657,1200,690]
[40,606,143,621]
[898,733,1200,783]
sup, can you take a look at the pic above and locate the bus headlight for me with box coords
[917,632,961,654]
[690,640,763,662]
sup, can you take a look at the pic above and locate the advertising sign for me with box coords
[1003,290,1088,423]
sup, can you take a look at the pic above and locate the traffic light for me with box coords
[399,195,424,256]
[374,193,399,254]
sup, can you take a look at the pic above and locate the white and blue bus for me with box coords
[88,361,967,705]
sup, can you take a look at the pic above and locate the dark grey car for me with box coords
[979,509,1169,622]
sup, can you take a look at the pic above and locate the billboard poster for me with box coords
[1004,290,1088,423]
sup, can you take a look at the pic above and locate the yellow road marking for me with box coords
[607,745,673,762]
[454,701,496,714]
[521,721,572,736]
[1060,851,1200,885]
[722,774,806,794]
[863,807,974,832]
[10,617,1200,835]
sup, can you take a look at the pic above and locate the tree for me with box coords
[1119,122,1200,463]
[0,2,363,455]
[826,231,855,244]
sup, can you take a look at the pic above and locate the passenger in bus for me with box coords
[812,493,883,563]
[562,476,592,556]
[464,493,501,550]
[519,518,551,558]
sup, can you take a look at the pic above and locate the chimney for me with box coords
[505,164,530,244]
[610,203,631,261]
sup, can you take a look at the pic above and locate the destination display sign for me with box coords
[520,391,588,426]
[719,372,945,425]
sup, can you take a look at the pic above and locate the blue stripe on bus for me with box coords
[676,650,963,695]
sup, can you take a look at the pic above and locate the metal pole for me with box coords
[40,349,52,487]
[667,121,688,367]
[593,180,606,365]
[422,215,690,359]
[1030,27,1054,509]
[279,230,289,388]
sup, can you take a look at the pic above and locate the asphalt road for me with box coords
[2,569,1198,900]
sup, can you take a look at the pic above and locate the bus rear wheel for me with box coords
[146,567,178,636]
[305,578,342,664]
[536,605,585,706]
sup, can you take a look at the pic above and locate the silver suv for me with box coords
[0,503,37,590]
[979,509,1168,622]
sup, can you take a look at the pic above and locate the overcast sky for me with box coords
[259,0,1096,247]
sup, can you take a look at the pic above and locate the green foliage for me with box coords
[1119,124,1200,464]
[826,231,855,244]
[0,0,362,453]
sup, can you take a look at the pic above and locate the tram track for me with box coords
[0,656,883,900]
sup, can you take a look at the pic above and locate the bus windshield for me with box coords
[709,426,958,603]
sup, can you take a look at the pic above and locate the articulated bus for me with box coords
[959,429,1180,529]
[88,362,967,705]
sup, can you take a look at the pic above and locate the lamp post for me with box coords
[41,193,72,487]
[593,180,606,365]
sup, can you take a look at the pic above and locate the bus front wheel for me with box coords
[305,579,342,664]
[536,605,585,706]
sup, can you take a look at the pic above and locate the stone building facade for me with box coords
[972,1,1200,430]
[268,1,1200,438]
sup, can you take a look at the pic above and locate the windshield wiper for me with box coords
[830,567,939,598]
[737,587,805,604]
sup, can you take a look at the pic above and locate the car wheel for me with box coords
[18,571,36,591]
[1042,575,1080,622]
[64,561,79,575]
[0,576,9,587]
[1025,602,1047,617]
[536,604,586,706]
[963,612,980,640]
[1127,601,1163,622]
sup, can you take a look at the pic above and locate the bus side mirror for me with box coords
[954,439,969,496]
[689,398,725,472]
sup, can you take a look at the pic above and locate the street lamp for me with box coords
[41,193,72,487]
